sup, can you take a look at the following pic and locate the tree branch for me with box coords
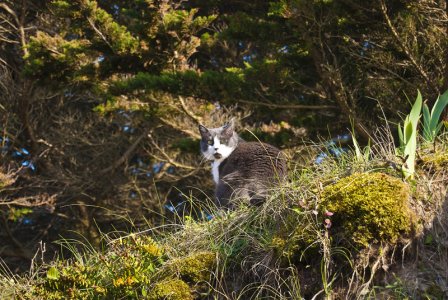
[239,99,337,110]
[159,116,200,139]
[178,96,203,124]
[147,133,197,170]
[380,0,439,94]
[99,130,148,174]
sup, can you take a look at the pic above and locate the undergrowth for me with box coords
[0,131,447,299]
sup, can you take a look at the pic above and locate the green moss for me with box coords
[422,151,448,171]
[168,251,216,283]
[424,282,445,299]
[321,172,414,246]
[149,278,193,300]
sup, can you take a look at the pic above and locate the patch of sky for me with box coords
[278,45,289,54]
[243,54,253,62]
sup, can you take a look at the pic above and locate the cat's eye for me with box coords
[207,140,213,145]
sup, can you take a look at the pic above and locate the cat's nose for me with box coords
[214,148,218,151]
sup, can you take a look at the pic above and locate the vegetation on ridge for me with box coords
[2,127,446,299]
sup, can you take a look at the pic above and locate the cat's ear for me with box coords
[223,118,235,129]
[198,124,209,138]
[222,119,235,138]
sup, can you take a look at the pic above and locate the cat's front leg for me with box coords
[215,181,233,208]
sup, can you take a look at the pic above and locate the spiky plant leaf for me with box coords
[430,89,448,133]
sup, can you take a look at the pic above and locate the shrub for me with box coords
[32,235,166,299]
[321,172,414,246]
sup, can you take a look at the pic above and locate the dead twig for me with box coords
[99,130,148,174]
[178,96,203,124]
[147,133,197,170]
[1,214,33,260]
[239,99,337,110]
[159,116,200,139]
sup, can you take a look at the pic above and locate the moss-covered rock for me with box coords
[149,278,193,300]
[168,251,216,283]
[321,172,414,246]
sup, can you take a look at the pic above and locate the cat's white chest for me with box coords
[212,160,221,184]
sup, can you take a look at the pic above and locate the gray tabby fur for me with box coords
[199,120,287,207]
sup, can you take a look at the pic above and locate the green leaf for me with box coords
[47,266,60,280]
[409,90,422,131]
[353,133,362,160]
[397,123,404,149]
[398,91,422,180]
[404,121,413,144]
[422,103,431,141]
[424,233,434,245]
[364,139,371,161]
[430,89,448,131]
[435,121,444,136]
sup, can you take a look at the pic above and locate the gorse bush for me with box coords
[33,236,166,299]
[31,235,217,299]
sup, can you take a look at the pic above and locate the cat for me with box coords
[199,120,287,207]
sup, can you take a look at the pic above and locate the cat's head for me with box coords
[198,120,239,161]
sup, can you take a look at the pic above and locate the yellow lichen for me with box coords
[321,172,414,246]
[149,278,193,300]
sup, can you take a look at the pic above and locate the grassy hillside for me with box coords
[1,129,447,299]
